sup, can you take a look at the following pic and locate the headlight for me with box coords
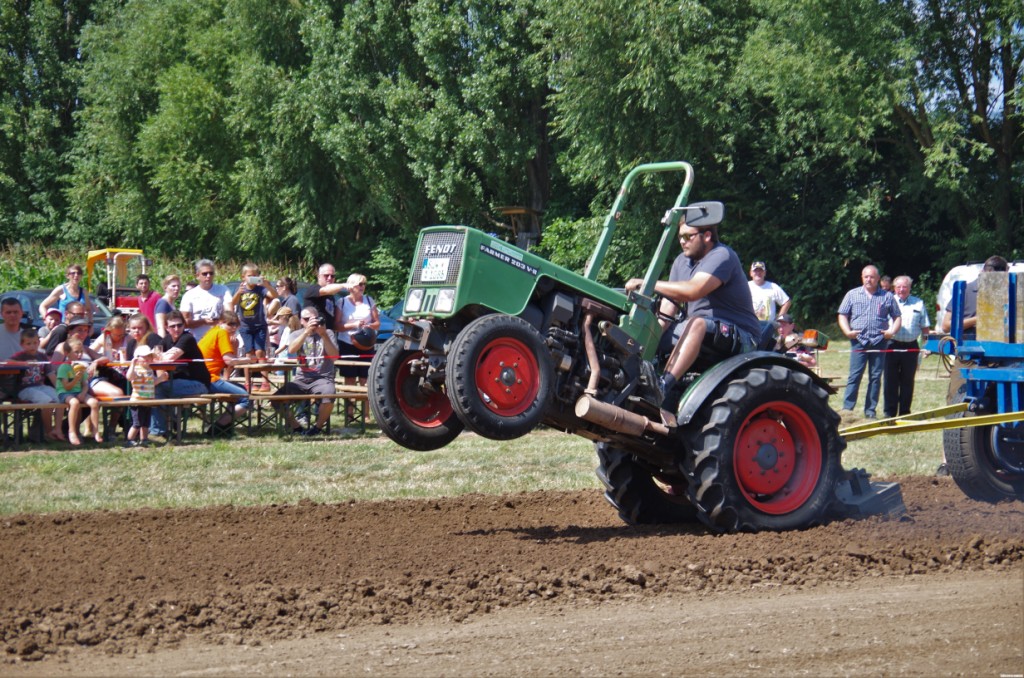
[434,289,456,314]
[406,288,425,313]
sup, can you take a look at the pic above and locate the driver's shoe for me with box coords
[659,375,683,413]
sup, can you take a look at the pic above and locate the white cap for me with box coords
[134,345,153,358]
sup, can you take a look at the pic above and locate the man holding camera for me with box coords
[274,306,339,436]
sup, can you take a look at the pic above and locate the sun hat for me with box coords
[134,345,153,358]
[67,318,90,329]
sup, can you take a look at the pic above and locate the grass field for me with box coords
[0,348,953,516]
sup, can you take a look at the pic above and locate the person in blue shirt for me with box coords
[625,215,759,410]
[837,265,901,420]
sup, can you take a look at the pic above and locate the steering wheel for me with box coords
[651,292,684,325]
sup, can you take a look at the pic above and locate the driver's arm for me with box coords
[625,274,718,330]
[625,272,721,303]
[651,272,722,304]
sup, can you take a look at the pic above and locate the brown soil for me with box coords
[1,476,1022,676]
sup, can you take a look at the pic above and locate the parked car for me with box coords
[376,300,402,344]
[1,287,114,340]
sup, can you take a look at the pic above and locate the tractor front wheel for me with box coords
[446,314,553,440]
[685,365,844,532]
[368,336,463,451]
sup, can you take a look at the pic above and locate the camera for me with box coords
[247,276,262,285]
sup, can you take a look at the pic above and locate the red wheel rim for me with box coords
[473,336,540,416]
[732,401,822,514]
[394,352,453,428]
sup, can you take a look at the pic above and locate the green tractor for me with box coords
[369,162,902,532]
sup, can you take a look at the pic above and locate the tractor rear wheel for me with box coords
[684,365,844,532]
[446,314,553,440]
[368,336,463,451]
[596,443,698,524]
[943,386,1024,501]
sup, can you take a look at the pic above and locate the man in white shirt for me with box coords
[883,275,930,418]
[748,260,791,322]
[180,259,232,342]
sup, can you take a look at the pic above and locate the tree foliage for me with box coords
[0,0,94,241]
[0,0,1019,319]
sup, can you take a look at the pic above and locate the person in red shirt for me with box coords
[136,274,160,326]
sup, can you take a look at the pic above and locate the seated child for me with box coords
[56,337,101,446]
[11,328,64,441]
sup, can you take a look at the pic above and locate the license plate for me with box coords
[421,257,450,282]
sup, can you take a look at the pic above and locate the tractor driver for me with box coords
[625,210,760,410]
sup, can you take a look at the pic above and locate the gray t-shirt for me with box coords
[0,327,22,361]
[295,329,336,381]
[0,326,23,397]
[668,243,761,339]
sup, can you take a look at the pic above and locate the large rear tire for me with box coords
[446,314,553,440]
[684,365,844,532]
[943,385,1024,501]
[596,443,698,524]
[368,336,463,451]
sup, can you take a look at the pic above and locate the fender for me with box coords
[676,351,834,426]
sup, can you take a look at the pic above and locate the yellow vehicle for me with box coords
[85,248,151,316]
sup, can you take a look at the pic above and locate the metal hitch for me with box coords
[830,468,907,520]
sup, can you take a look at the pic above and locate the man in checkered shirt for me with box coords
[837,265,901,420]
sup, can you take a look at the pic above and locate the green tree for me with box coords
[0,0,94,242]
[729,0,1021,306]
[67,0,313,259]
[895,0,1022,260]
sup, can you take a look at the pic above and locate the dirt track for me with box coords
[1,477,1022,675]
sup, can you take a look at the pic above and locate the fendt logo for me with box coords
[423,243,459,257]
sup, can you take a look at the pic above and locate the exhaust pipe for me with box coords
[575,395,672,437]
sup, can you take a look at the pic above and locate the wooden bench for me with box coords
[190,392,243,432]
[96,397,213,443]
[0,402,69,449]
[247,389,369,434]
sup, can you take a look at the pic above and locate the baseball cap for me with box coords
[134,345,153,358]
[751,261,766,271]
[45,308,62,319]
[777,313,794,324]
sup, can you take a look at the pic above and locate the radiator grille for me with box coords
[411,231,465,286]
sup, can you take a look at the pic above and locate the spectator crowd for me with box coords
[1,246,997,455]
[1,258,380,444]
